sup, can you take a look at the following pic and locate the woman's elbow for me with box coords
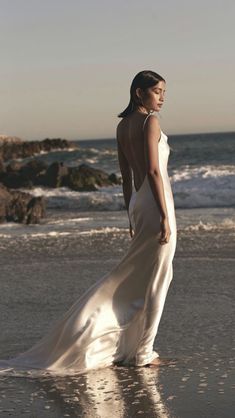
[147,168,161,178]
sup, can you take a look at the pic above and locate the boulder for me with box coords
[0,183,46,224]
[108,172,122,185]
[21,160,48,184]
[42,162,69,188]
[42,138,69,151]
[0,184,11,222]
[1,172,33,189]
[0,156,5,174]
[66,164,117,191]
[6,161,23,172]
[1,159,47,189]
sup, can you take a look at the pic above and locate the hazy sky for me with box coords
[0,0,234,140]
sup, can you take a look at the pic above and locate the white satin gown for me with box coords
[0,115,177,376]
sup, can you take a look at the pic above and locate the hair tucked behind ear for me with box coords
[117,70,165,118]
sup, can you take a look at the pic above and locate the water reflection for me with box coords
[10,365,172,417]
[1,353,234,417]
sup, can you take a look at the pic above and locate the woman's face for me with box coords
[137,81,166,113]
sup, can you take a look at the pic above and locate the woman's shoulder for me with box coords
[116,116,131,139]
[144,113,160,124]
[117,113,160,136]
[116,118,127,143]
[143,114,161,133]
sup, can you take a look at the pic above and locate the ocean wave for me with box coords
[49,217,92,225]
[19,186,124,211]
[181,218,235,232]
[84,147,117,156]
[171,164,235,208]
[0,226,126,239]
[172,164,235,181]
[18,163,235,210]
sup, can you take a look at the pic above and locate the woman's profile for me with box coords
[0,70,177,376]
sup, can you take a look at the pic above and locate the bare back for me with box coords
[117,113,161,191]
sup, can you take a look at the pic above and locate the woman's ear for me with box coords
[135,87,142,100]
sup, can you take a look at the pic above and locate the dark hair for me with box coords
[117,70,165,118]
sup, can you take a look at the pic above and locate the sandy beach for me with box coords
[0,207,234,417]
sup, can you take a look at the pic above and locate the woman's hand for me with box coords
[159,217,171,245]
[129,221,134,238]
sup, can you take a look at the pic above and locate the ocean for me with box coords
[17,132,235,209]
[0,131,234,417]
[1,131,235,238]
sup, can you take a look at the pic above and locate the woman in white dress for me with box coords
[0,70,177,376]
[115,70,177,367]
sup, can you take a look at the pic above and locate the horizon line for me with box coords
[1,130,234,142]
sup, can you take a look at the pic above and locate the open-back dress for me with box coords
[0,113,177,376]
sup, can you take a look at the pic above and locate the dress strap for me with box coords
[142,113,152,131]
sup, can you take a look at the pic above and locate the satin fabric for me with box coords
[0,127,177,377]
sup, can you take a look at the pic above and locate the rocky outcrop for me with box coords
[0,160,47,189]
[42,162,69,188]
[0,160,121,191]
[0,183,46,224]
[66,164,121,191]
[0,157,5,173]
[0,138,74,162]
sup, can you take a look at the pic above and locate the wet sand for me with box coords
[0,209,234,417]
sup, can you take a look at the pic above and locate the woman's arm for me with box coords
[143,115,169,220]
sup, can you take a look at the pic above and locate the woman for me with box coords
[0,70,177,376]
[115,70,177,367]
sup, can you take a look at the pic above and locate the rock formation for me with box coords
[0,138,74,162]
[0,183,46,224]
[0,161,121,191]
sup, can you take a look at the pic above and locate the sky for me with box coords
[0,0,234,141]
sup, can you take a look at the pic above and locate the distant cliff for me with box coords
[0,137,75,162]
[0,135,22,145]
